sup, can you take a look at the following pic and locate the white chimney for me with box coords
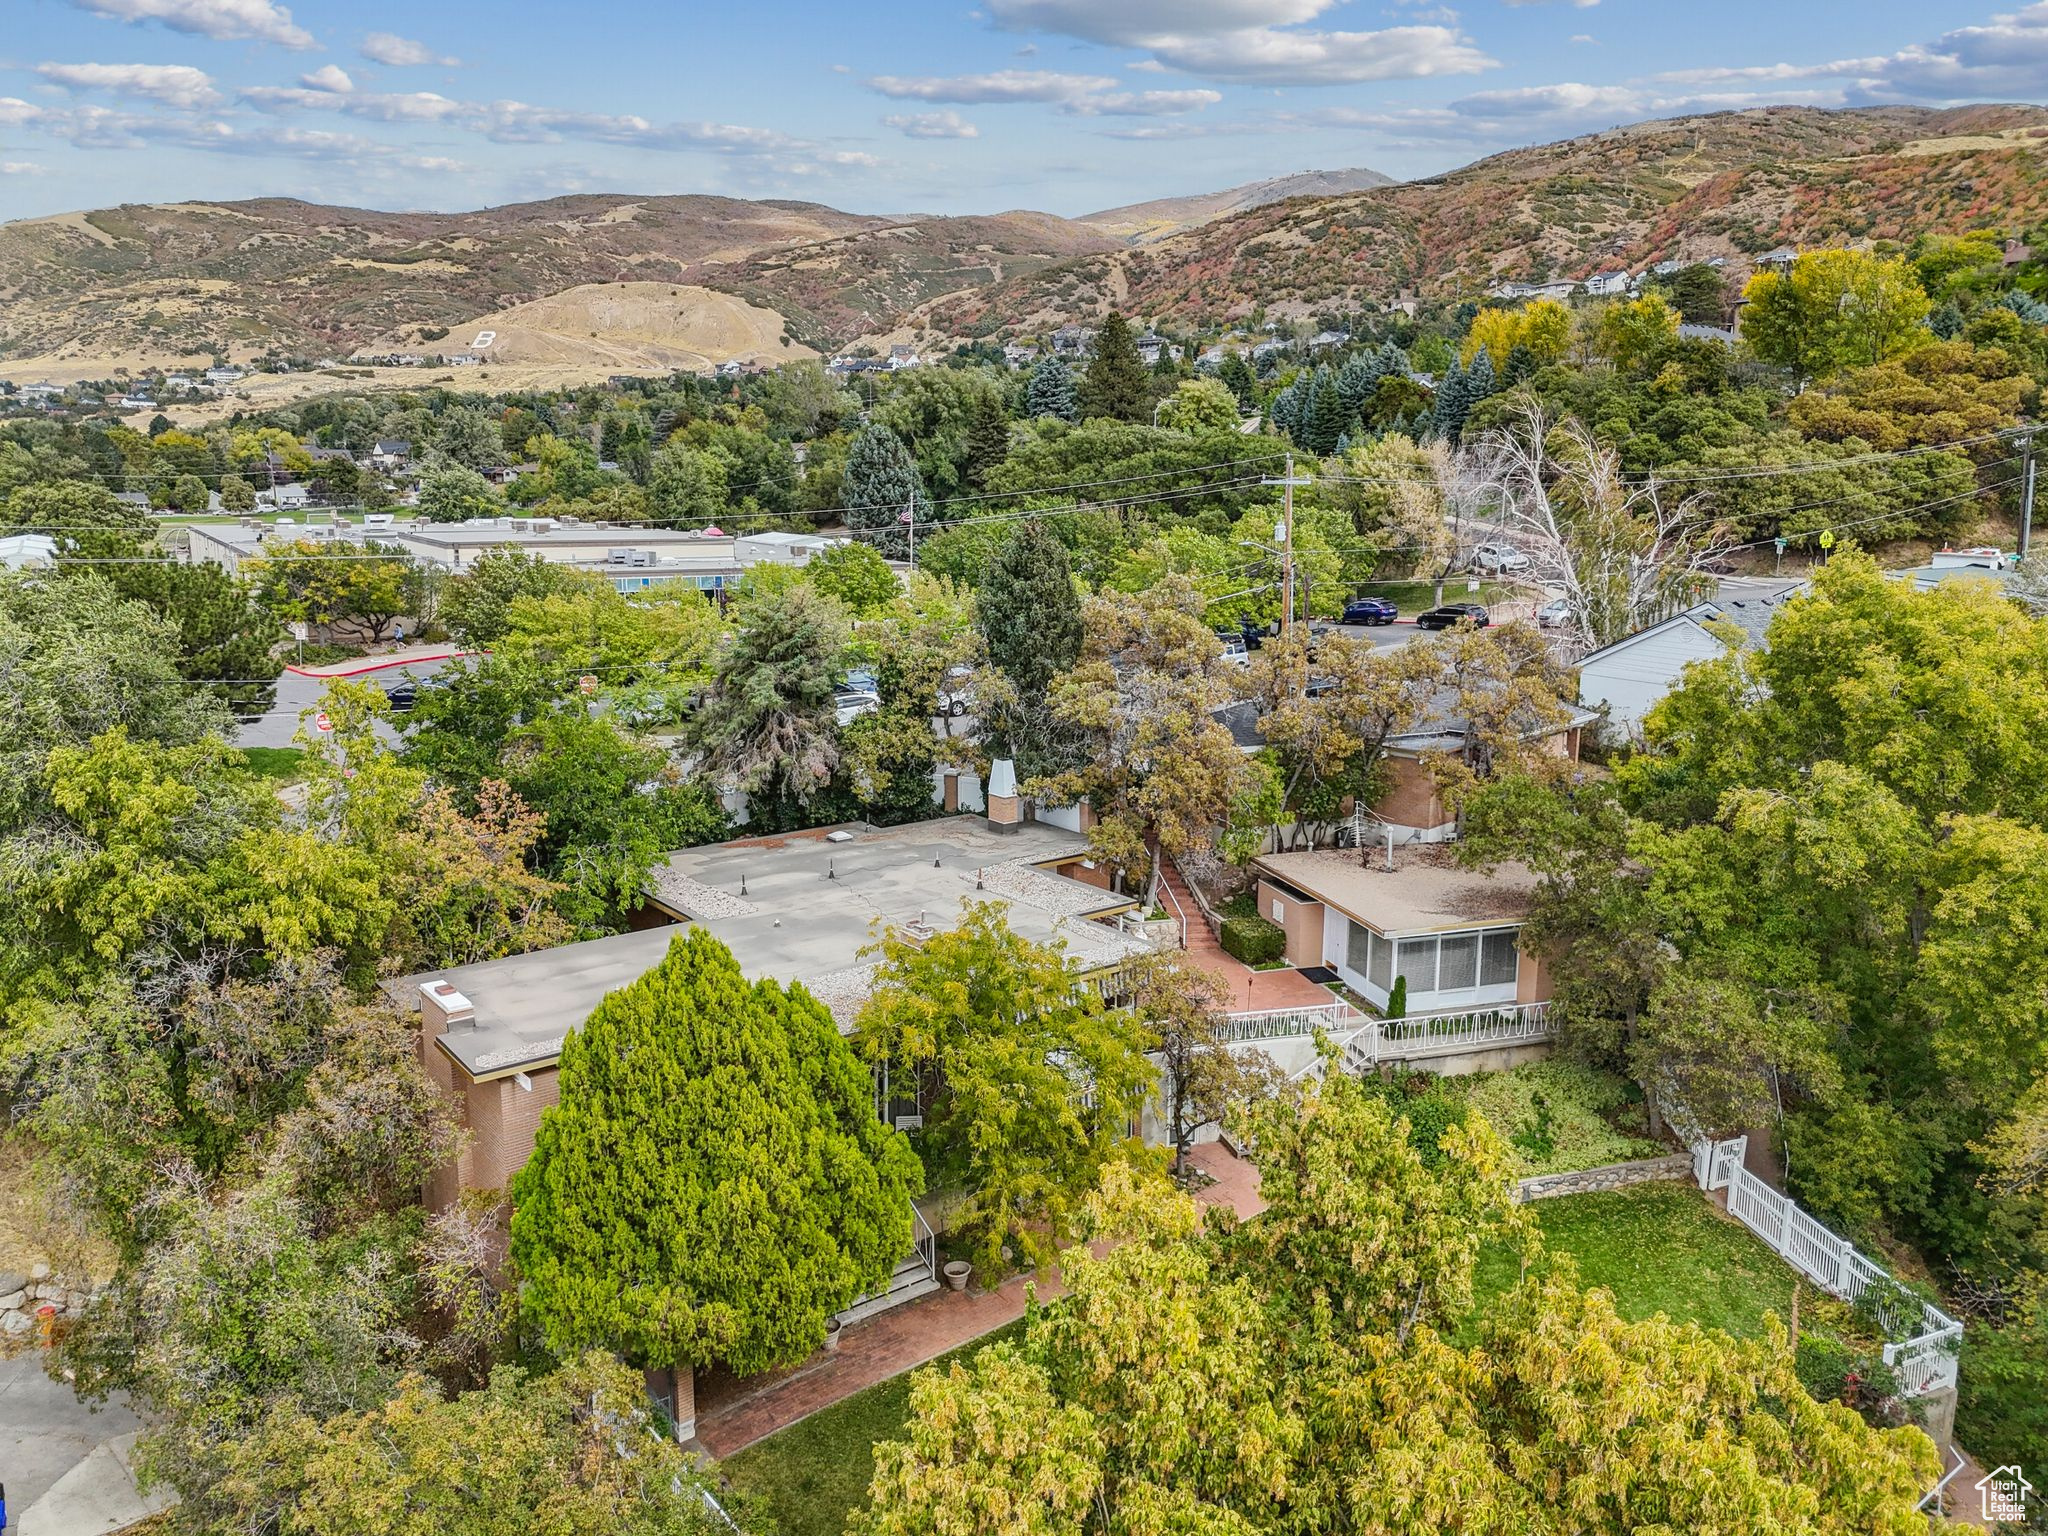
[418,980,475,1032]
[986,758,1021,831]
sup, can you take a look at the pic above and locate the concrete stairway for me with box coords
[835,1253,943,1327]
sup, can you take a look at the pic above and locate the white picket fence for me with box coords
[1693,1131,1961,1397]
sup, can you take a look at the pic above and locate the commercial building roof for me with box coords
[1255,847,1541,937]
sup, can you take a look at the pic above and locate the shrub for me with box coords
[1386,975,1407,1018]
[1795,1335,1908,1429]
[1219,914,1285,966]
[1454,1061,1665,1176]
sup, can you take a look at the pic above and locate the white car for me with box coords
[1470,542,1532,575]
[1214,630,1250,665]
[832,688,881,727]
[1536,598,1573,629]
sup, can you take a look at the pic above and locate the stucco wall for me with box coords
[1255,878,1326,967]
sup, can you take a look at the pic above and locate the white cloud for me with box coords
[866,69,1120,102]
[300,64,354,93]
[1570,34,1596,45]
[358,32,459,68]
[983,0,1495,84]
[882,110,981,139]
[1063,88,1223,115]
[242,84,463,121]
[70,0,315,50]
[1648,3,2048,104]
[0,161,48,174]
[36,61,222,109]
[1500,0,1598,7]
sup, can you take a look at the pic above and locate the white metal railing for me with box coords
[1155,868,1191,950]
[1375,1000,1553,1054]
[1223,1000,1358,1042]
[1689,1126,1961,1398]
[911,1204,937,1284]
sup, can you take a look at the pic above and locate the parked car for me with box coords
[832,687,881,727]
[384,680,418,712]
[1214,630,1250,664]
[1469,542,1532,575]
[1536,598,1573,629]
[1341,597,1399,626]
[1416,602,1490,631]
[935,663,975,719]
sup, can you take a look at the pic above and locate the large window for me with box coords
[1353,925,1523,1004]
[1481,929,1518,988]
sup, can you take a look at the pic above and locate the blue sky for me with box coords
[1,0,2043,220]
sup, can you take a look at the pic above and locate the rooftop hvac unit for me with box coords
[607,548,632,565]
[510,519,532,533]
[628,551,650,567]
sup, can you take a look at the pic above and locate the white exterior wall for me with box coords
[1578,621,1727,738]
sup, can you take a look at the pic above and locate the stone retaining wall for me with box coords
[0,1262,94,1343]
[1514,1152,1694,1203]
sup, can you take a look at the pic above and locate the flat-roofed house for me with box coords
[1249,847,1550,1020]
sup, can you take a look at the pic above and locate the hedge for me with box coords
[1219,913,1285,965]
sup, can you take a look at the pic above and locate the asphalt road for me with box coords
[235,655,460,749]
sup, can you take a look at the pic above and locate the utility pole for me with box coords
[2020,430,2038,564]
[1261,451,1313,634]
[904,482,917,568]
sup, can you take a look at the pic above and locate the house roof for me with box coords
[396,815,1150,1079]
[1255,847,1541,937]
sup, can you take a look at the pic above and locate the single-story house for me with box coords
[1250,847,1549,1017]
[1575,578,1805,737]
[397,790,1152,1207]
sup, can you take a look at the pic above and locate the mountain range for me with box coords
[2,103,2044,388]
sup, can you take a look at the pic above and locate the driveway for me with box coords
[0,1351,140,1529]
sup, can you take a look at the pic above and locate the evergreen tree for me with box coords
[1335,352,1380,422]
[1464,346,1498,405]
[1307,366,1347,456]
[979,521,1082,698]
[964,389,1013,491]
[1217,351,1256,407]
[1025,356,1079,422]
[1078,312,1150,423]
[510,928,922,1379]
[843,422,922,560]
[1429,356,1472,443]
[1503,341,1538,386]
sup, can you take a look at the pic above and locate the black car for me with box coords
[384,680,418,712]
[1341,597,1399,626]
[1416,602,1490,631]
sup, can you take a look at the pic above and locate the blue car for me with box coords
[1341,597,1399,626]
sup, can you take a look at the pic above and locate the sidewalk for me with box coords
[693,1141,1264,1459]
[284,644,471,678]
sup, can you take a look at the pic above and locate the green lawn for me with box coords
[1474,1183,1805,1342]
[717,1319,1027,1536]
[238,746,308,781]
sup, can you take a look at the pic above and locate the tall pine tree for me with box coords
[510,928,923,1380]
[1078,312,1150,423]
[843,421,922,560]
[1307,366,1347,455]
[978,521,1083,776]
[964,389,1013,490]
[1025,356,1079,421]
[1429,356,1472,443]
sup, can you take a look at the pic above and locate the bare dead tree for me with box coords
[1472,402,1735,653]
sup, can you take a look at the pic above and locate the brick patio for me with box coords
[692,1140,1265,1458]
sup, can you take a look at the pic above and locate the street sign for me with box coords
[288,620,309,641]
[1774,537,1787,553]
[314,710,333,733]
[578,674,598,697]
[1818,530,1836,549]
